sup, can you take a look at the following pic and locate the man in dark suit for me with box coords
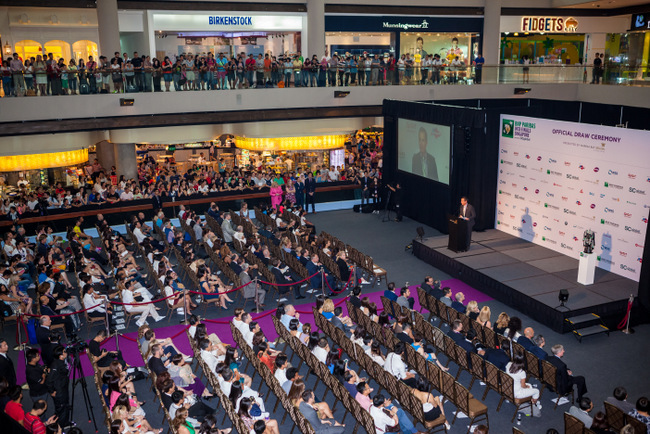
[299,389,345,433]
[147,344,169,375]
[331,307,352,336]
[36,317,52,348]
[306,254,335,295]
[530,335,548,361]
[485,339,511,371]
[358,171,372,208]
[349,286,362,309]
[451,292,466,313]
[459,196,476,251]
[272,259,304,299]
[548,344,588,401]
[0,338,16,386]
[421,276,443,299]
[396,323,415,345]
[304,172,317,213]
[518,327,535,351]
[411,126,439,180]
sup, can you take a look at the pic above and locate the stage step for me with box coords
[565,313,610,342]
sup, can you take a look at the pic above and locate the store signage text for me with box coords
[631,14,650,30]
[209,16,253,26]
[383,19,429,30]
[521,16,579,33]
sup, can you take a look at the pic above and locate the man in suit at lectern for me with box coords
[459,196,476,251]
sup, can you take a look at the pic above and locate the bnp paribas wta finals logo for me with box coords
[502,119,514,138]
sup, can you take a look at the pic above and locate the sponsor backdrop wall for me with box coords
[496,115,649,282]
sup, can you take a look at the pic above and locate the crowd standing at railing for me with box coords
[0,49,486,97]
[0,141,383,222]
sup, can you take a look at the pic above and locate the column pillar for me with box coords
[97,0,121,57]
[482,0,502,83]
[307,0,325,59]
[114,142,137,180]
[95,140,116,172]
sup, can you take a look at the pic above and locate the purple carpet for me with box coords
[15,278,490,381]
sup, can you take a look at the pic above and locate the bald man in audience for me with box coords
[518,327,535,351]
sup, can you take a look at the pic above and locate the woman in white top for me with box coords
[366,341,386,367]
[505,353,541,407]
[111,404,161,434]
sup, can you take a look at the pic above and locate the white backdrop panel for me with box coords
[496,115,650,282]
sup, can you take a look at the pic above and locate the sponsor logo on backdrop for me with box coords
[589,192,595,196]
[619,251,628,257]
[501,159,513,165]
[647,177,650,183]
[542,237,557,245]
[535,189,540,194]
[585,179,599,185]
[627,200,636,205]
[612,197,620,202]
[501,149,508,154]
[593,167,599,172]
[514,152,519,156]
[566,174,579,180]
[643,218,648,224]
[590,204,596,209]
[499,190,512,196]
[623,212,632,218]
[547,192,555,198]
[544,226,552,231]
[564,208,577,215]
[600,257,615,265]
[549,158,557,163]
[561,243,574,251]
[604,207,615,213]
[545,203,560,210]
[628,173,636,179]
[564,161,571,167]
[601,244,611,251]
[502,119,515,138]
[624,226,641,234]
[635,243,645,248]
[497,210,505,216]
[638,258,643,264]
[601,219,620,228]
[604,182,624,189]
[629,187,646,195]
[579,165,585,170]
[561,196,569,201]
[525,154,531,159]
[524,187,528,191]
[517,163,527,169]
[573,236,579,241]
[621,264,636,272]
[554,183,563,187]
[576,201,582,205]
[515,194,525,200]
[547,169,563,176]
[529,200,541,205]
[608,169,618,175]
[601,194,606,198]
[581,215,596,221]
[559,231,566,236]
[499,180,506,185]
[617,238,629,244]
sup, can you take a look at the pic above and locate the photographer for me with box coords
[46,345,70,429]
[25,349,50,403]
[24,399,59,434]
[88,329,125,369]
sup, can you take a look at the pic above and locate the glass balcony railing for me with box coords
[0,64,648,97]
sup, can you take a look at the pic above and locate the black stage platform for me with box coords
[413,230,638,333]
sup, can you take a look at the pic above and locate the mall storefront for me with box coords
[324,15,483,66]
[148,12,306,61]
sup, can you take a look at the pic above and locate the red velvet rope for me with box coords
[324,270,354,294]
[617,298,634,330]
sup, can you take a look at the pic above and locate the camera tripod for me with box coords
[69,349,98,432]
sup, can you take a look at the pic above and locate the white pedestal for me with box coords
[577,253,597,285]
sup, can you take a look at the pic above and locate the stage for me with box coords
[413,229,638,333]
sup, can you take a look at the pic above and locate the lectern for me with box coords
[448,216,468,253]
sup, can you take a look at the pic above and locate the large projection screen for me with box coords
[397,119,451,185]
[496,115,650,282]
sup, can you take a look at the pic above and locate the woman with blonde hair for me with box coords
[494,312,510,335]
[477,306,492,329]
[321,299,335,319]
[172,407,194,434]
[465,300,480,320]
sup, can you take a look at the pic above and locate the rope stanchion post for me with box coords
[104,299,110,337]
[252,276,262,314]
[183,289,188,325]
[621,294,635,335]
[320,267,326,298]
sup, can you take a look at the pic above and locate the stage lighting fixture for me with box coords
[334,91,350,98]
[120,98,134,107]
[558,289,569,306]
[514,87,531,95]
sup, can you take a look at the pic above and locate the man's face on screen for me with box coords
[418,129,428,154]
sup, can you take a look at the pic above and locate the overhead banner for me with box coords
[496,115,649,282]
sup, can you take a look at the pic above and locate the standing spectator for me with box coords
[305,172,317,213]
[4,386,26,425]
[10,53,25,96]
[474,52,485,84]
[0,338,16,387]
[25,349,49,403]
[46,345,70,429]
[592,53,602,84]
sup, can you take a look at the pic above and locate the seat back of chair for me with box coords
[540,359,557,390]
[564,411,586,434]
[484,360,501,392]
[603,401,626,431]
[524,350,541,379]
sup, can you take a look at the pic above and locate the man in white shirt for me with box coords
[274,353,289,384]
[385,342,417,387]
[312,338,329,364]
[281,305,302,330]
[369,394,399,434]
[120,187,134,201]
[132,221,148,244]
[243,321,259,347]
[199,339,220,373]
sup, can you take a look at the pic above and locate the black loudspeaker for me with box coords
[353,204,374,213]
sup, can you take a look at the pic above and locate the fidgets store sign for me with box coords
[521,16,579,33]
